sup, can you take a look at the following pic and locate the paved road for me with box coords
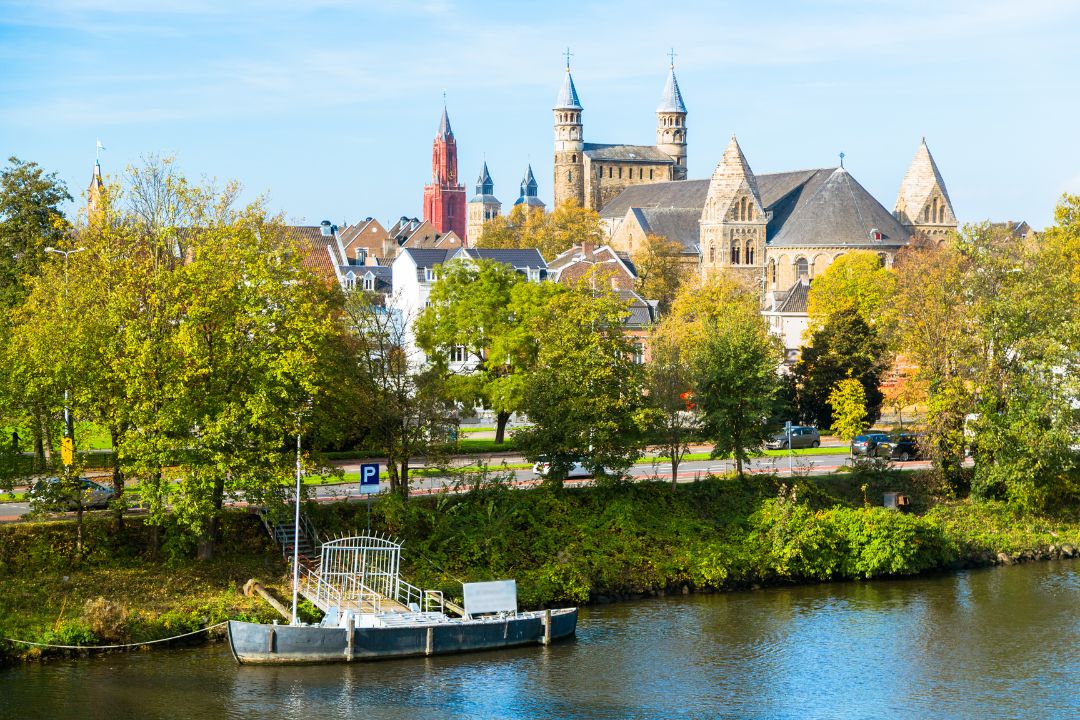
[1,452,931,521]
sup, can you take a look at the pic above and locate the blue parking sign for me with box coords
[359,463,380,494]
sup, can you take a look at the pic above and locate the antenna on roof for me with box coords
[839,152,845,169]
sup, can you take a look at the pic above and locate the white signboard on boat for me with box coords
[463,579,518,616]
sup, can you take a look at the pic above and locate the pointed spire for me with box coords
[475,161,494,196]
[706,135,761,208]
[437,102,453,139]
[895,137,955,225]
[521,164,538,197]
[657,65,686,114]
[555,66,582,110]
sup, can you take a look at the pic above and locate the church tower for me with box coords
[656,62,688,180]
[894,138,957,241]
[699,135,767,284]
[423,104,467,239]
[87,158,104,218]
[466,162,501,245]
[515,164,546,211]
[553,59,585,209]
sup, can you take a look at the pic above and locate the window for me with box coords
[632,344,645,365]
[796,257,809,279]
[709,245,715,263]
[618,167,623,179]
[571,154,577,163]
[608,167,613,178]
[747,244,755,265]
[769,259,776,285]
[344,274,356,290]
[731,243,739,264]
[877,252,887,268]
[638,168,643,179]
[450,346,467,363]
[568,170,572,182]
[649,169,654,180]
[363,274,374,292]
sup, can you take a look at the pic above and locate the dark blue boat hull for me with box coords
[227,609,577,664]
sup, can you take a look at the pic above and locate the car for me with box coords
[766,426,821,450]
[29,476,114,510]
[532,458,611,479]
[851,433,891,457]
[878,433,922,462]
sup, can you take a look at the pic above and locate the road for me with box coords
[0,453,932,521]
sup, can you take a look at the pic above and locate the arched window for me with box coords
[568,170,572,182]
[709,245,715,263]
[731,243,739,265]
[769,259,776,285]
[649,169,654,180]
[571,154,576,163]
[618,167,623,179]
[747,244,755,265]
[796,257,809,280]
[608,167,613,178]
[747,205,754,221]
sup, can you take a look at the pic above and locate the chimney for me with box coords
[320,220,334,237]
[581,242,595,257]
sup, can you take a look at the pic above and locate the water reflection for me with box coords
[3,562,1079,719]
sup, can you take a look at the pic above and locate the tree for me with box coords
[0,157,71,311]
[514,285,648,484]
[415,258,560,444]
[674,275,783,478]
[632,233,685,315]
[345,290,453,497]
[476,200,603,259]
[644,331,696,489]
[806,250,896,328]
[792,308,889,429]
[890,237,977,489]
[828,378,868,448]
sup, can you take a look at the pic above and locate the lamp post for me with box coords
[44,247,85,469]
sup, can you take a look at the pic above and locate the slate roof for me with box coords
[584,143,674,163]
[287,225,339,285]
[618,289,660,328]
[767,168,909,247]
[630,207,702,253]
[437,106,453,139]
[657,67,687,114]
[455,248,547,269]
[600,179,709,219]
[601,167,910,249]
[555,69,582,110]
[774,280,809,314]
[340,265,392,293]
[470,161,497,202]
[401,248,453,269]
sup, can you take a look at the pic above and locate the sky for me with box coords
[2,0,1079,230]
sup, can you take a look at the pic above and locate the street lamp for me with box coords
[44,246,85,469]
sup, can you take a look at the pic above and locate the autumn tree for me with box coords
[668,275,783,478]
[476,200,603,259]
[632,233,685,315]
[806,249,896,328]
[828,378,869,448]
[643,330,696,489]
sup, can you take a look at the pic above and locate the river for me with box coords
[2,561,1078,719]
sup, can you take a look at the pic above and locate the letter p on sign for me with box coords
[359,463,380,494]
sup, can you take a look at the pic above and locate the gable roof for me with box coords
[287,225,339,285]
[341,265,392,293]
[774,280,810,314]
[454,247,547,268]
[618,289,660,328]
[584,143,673,163]
[400,248,453,269]
[600,179,710,219]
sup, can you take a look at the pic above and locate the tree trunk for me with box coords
[198,474,226,560]
[671,454,680,490]
[735,454,744,479]
[399,460,410,498]
[110,427,124,533]
[494,410,511,444]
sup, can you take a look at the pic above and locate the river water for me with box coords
[3,561,1078,719]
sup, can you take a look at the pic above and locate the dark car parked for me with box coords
[879,433,922,462]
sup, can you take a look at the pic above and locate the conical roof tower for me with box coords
[894,138,957,237]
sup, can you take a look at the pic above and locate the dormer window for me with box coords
[424,268,435,282]
[363,274,375,292]
[344,272,356,291]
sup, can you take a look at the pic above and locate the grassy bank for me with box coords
[3,469,1078,663]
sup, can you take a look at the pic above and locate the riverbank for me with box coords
[2,469,1078,663]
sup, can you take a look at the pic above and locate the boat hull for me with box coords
[227,609,578,665]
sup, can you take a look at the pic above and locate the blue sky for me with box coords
[2,0,1079,229]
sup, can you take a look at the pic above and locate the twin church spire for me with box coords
[553,56,689,210]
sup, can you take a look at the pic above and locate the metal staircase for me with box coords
[257,507,321,568]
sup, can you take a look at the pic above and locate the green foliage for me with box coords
[514,285,648,481]
[475,200,603,259]
[828,378,868,444]
[632,233,686,315]
[806,249,896,328]
[794,309,889,428]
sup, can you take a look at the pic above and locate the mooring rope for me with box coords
[1,620,229,650]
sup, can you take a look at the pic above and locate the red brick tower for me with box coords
[423,105,467,240]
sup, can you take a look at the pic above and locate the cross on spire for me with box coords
[564,47,573,69]
[668,48,677,68]
[839,152,845,169]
